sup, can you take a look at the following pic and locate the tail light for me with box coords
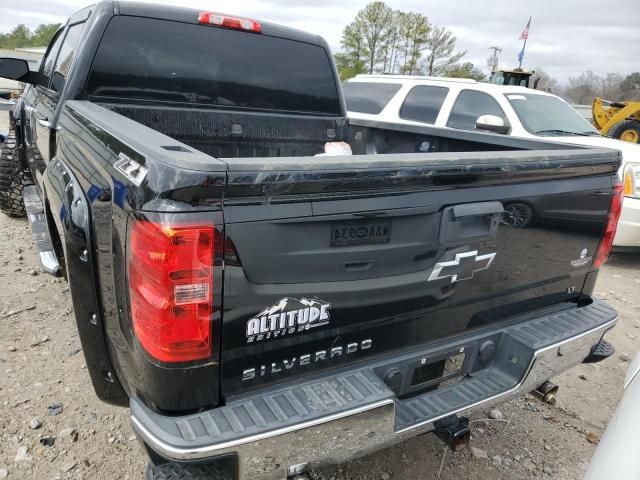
[198,12,262,33]
[593,182,624,269]
[129,219,214,363]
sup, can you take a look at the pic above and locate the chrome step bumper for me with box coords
[131,300,617,480]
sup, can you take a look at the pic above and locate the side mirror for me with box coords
[476,115,510,135]
[0,58,30,81]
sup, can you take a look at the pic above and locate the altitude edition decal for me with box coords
[246,297,331,343]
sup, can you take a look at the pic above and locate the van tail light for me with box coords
[129,219,214,363]
[198,12,262,33]
[593,182,624,269]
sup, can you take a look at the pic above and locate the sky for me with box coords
[1,0,638,84]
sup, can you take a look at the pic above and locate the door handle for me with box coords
[24,105,37,113]
[37,118,51,128]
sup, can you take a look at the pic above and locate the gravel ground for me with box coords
[1,111,639,480]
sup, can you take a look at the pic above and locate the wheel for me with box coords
[145,462,233,480]
[610,119,640,144]
[501,202,533,228]
[0,132,26,218]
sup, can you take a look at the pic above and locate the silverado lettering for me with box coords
[242,339,373,381]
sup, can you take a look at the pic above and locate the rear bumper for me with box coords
[131,300,617,479]
[614,196,640,248]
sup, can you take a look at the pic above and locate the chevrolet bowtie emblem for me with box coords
[428,251,496,284]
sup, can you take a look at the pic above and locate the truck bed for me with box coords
[55,100,620,408]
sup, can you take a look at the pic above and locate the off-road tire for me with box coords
[610,119,640,144]
[145,462,233,480]
[0,132,26,218]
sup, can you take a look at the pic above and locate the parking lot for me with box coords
[0,111,639,480]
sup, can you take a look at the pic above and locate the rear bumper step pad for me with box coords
[131,300,617,480]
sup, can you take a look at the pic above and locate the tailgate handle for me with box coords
[342,260,375,272]
[440,202,503,246]
[453,202,504,218]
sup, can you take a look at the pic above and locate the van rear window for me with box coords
[343,82,401,114]
[86,16,341,115]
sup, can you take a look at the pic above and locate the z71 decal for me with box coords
[246,297,331,343]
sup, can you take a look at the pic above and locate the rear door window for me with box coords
[87,16,341,115]
[51,23,85,92]
[446,90,508,130]
[399,86,449,124]
[40,29,65,83]
[343,82,401,114]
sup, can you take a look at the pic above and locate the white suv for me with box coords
[344,75,640,249]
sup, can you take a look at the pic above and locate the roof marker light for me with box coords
[198,12,262,33]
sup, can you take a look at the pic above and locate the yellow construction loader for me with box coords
[592,97,640,143]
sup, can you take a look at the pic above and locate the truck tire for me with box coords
[610,120,640,144]
[145,462,233,480]
[501,202,533,228]
[0,132,26,218]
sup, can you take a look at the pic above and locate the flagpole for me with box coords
[518,16,531,69]
[518,36,527,69]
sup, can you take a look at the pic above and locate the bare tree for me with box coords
[531,68,559,93]
[424,26,466,76]
[620,72,640,100]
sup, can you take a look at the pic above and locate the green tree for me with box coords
[32,23,60,46]
[397,12,430,75]
[334,53,366,81]
[337,17,367,80]
[0,23,60,48]
[425,26,466,76]
[445,62,486,81]
[0,24,31,48]
[356,2,394,74]
[337,2,395,77]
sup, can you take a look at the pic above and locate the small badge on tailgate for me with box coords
[246,297,331,343]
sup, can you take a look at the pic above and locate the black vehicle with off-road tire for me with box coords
[0,131,26,218]
[0,3,624,480]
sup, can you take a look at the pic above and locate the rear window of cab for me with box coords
[86,16,341,115]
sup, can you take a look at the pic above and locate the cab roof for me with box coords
[87,1,329,48]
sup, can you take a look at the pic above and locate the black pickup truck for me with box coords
[0,3,625,479]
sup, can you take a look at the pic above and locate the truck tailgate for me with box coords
[220,138,620,397]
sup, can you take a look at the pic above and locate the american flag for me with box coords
[519,17,531,40]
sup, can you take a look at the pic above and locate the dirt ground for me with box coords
[1,111,639,480]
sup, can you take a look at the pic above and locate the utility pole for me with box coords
[488,46,501,73]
